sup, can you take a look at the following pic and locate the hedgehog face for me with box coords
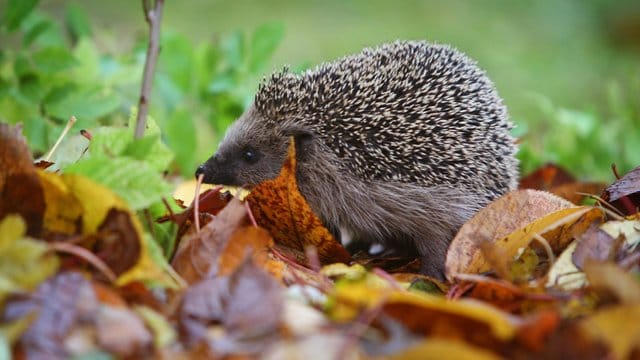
[196,109,289,188]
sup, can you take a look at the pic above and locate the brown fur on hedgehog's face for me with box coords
[195,108,290,188]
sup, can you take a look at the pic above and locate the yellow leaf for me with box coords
[328,272,519,341]
[447,189,575,279]
[448,191,603,278]
[383,338,501,360]
[583,261,640,304]
[580,304,640,359]
[61,173,129,234]
[37,170,83,235]
[61,174,178,287]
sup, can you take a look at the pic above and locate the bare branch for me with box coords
[135,0,164,139]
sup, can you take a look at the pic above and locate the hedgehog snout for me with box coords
[195,154,237,186]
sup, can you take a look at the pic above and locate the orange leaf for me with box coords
[218,226,275,276]
[246,138,351,265]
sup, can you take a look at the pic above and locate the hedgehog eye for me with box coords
[242,147,258,163]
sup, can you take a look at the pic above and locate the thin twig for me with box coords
[49,242,117,283]
[135,0,164,139]
[244,201,258,227]
[194,174,204,233]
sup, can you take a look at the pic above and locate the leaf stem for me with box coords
[45,116,76,161]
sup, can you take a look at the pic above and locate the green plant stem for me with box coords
[135,0,164,139]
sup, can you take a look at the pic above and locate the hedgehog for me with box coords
[196,41,519,278]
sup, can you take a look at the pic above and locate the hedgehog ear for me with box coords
[282,127,314,160]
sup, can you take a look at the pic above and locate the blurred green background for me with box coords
[2,0,640,180]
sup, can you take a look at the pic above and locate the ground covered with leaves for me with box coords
[1,122,640,359]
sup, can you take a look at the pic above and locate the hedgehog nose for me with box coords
[195,164,207,179]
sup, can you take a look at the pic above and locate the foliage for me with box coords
[516,75,640,180]
[0,0,284,177]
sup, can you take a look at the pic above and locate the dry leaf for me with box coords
[445,190,594,280]
[546,241,586,290]
[171,197,248,283]
[246,138,351,265]
[572,223,617,270]
[583,260,640,304]
[579,304,640,359]
[519,164,575,190]
[218,226,275,276]
[383,338,501,360]
[602,166,640,215]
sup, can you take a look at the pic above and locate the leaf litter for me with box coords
[1,123,640,358]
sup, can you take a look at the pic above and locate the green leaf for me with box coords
[72,38,101,82]
[89,121,173,173]
[19,74,47,104]
[65,4,92,39]
[249,22,284,73]
[91,127,132,157]
[1,0,39,31]
[31,47,78,74]
[44,85,119,122]
[222,31,246,70]
[64,156,173,210]
[164,108,197,176]
[22,19,54,47]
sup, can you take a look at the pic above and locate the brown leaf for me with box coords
[514,310,561,351]
[602,165,640,215]
[93,208,142,276]
[519,163,575,190]
[445,190,575,280]
[548,181,607,205]
[178,258,283,355]
[0,173,45,236]
[0,123,35,189]
[572,223,618,269]
[34,160,55,170]
[246,138,351,265]
[583,260,640,305]
[159,187,232,241]
[171,198,248,284]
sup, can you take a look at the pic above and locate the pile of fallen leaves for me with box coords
[1,123,640,359]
